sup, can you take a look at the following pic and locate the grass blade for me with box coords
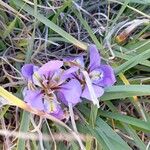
[101,85,150,101]
[99,110,150,131]
[12,0,87,50]
[16,111,30,150]
[115,48,150,74]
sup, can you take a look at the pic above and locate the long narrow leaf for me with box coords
[115,48,150,74]
[101,85,150,101]
[12,0,87,50]
[99,110,150,131]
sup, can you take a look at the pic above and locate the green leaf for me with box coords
[78,123,110,150]
[99,110,150,131]
[114,51,150,67]
[0,105,9,119]
[123,124,146,150]
[2,18,17,39]
[115,48,150,74]
[95,118,132,150]
[12,0,87,50]
[101,85,150,101]
[16,111,30,150]
[105,101,147,150]
[73,10,103,50]
[119,0,150,4]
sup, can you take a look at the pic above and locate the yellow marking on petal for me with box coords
[33,72,41,81]
[33,72,43,87]
[49,100,57,113]
[28,81,36,90]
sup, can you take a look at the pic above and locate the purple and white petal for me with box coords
[81,84,104,100]
[96,65,116,87]
[88,44,101,71]
[23,89,44,111]
[50,105,64,120]
[43,99,64,119]
[58,79,82,105]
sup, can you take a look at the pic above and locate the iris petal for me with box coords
[23,89,44,111]
[43,100,64,119]
[81,84,104,100]
[37,60,63,77]
[88,44,101,71]
[97,65,116,87]
[58,79,82,105]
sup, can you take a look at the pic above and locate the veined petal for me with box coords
[51,106,64,120]
[58,79,82,105]
[62,66,79,80]
[88,44,101,71]
[81,84,104,100]
[97,65,116,87]
[37,60,63,76]
[43,99,64,120]
[23,88,44,111]
[21,64,38,80]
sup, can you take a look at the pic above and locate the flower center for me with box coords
[90,70,103,81]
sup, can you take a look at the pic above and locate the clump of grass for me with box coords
[0,0,150,150]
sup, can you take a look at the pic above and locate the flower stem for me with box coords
[68,103,85,150]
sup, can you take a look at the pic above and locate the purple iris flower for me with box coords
[87,45,116,87]
[64,45,116,106]
[21,60,82,119]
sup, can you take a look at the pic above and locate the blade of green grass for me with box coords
[109,0,129,29]
[12,0,87,50]
[16,1,37,149]
[115,48,150,74]
[95,118,132,150]
[114,51,150,67]
[51,0,72,24]
[73,9,103,50]
[16,111,30,150]
[101,85,150,101]
[78,124,110,150]
[123,124,146,150]
[2,18,17,39]
[105,101,147,150]
[110,0,150,19]
[25,0,37,63]
[0,105,9,119]
[99,110,150,131]
[119,0,150,4]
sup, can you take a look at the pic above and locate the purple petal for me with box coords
[61,66,79,80]
[88,44,101,71]
[58,79,82,105]
[23,89,44,110]
[43,100,64,120]
[81,84,104,100]
[21,64,38,80]
[37,60,63,76]
[96,65,116,87]
[50,105,64,120]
